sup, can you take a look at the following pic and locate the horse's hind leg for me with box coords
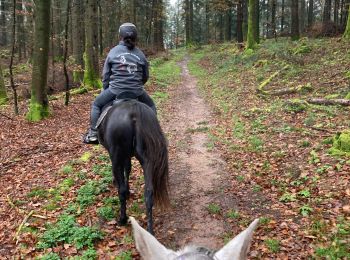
[111,155,129,226]
[124,159,131,200]
[143,162,154,234]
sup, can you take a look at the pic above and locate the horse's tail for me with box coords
[134,103,170,209]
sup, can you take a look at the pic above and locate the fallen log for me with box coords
[257,65,290,94]
[269,84,313,96]
[307,98,350,106]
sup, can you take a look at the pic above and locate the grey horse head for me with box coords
[130,217,259,260]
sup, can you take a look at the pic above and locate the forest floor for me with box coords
[0,37,350,259]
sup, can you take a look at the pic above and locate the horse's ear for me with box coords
[130,217,176,260]
[214,219,259,260]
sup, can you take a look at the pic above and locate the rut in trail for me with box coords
[156,57,228,249]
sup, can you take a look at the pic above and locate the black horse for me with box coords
[97,98,169,234]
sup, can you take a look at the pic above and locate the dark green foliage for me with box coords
[36,252,60,260]
[315,219,350,258]
[76,181,107,209]
[37,214,103,249]
[97,206,116,221]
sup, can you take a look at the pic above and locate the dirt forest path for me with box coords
[156,56,228,250]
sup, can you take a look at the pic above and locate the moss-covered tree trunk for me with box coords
[72,0,85,83]
[84,0,101,89]
[247,0,257,49]
[26,0,50,121]
[0,63,7,105]
[344,4,350,39]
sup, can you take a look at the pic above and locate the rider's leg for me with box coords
[137,91,157,115]
[90,88,116,129]
[84,88,116,143]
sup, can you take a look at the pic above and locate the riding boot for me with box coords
[83,128,99,144]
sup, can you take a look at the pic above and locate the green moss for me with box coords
[329,130,350,156]
[80,152,92,162]
[284,99,308,113]
[0,96,8,105]
[343,5,350,39]
[83,53,102,89]
[244,48,254,56]
[73,70,84,83]
[26,101,50,122]
[345,92,350,100]
[71,87,88,95]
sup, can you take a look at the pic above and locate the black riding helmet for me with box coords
[119,23,137,40]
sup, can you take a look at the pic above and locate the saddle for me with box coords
[96,92,140,129]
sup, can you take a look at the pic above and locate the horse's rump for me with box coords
[98,100,170,209]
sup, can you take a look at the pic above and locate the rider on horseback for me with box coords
[83,22,156,144]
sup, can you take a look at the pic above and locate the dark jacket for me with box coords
[102,41,149,96]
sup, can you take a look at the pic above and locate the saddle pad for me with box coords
[95,106,112,129]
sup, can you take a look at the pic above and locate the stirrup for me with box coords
[82,130,99,144]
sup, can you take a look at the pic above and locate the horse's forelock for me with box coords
[174,246,216,260]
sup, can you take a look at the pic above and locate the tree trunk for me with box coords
[25,0,34,59]
[254,0,260,43]
[107,0,118,48]
[334,0,339,32]
[323,0,332,23]
[153,0,165,51]
[72,0,85,83]
[27,0,51,121]
[266,0,270,38]
[225,9,232,41]
[185,0,192,45]
[205,1,209,44]
[247,0,257,49]
[10,0,18,114]
[344,4,350,38]
[84,0,101,89]
[271,0,276,39]
[0,0,8,46]
[291,0,300,40]
[243,0,248,40]
[237,0,244,43]
[98,0,103,55]
[53,0,63,57]
[323,0,332,34]
[0,63,7,105]
[307,98,350,106]
[17,0,26,60]
[281,0,285,32]
[219,13,224,42]
[189,0,194,43]
[299,0,306,33]
[308,0,314,28]
[64,0,71,106]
